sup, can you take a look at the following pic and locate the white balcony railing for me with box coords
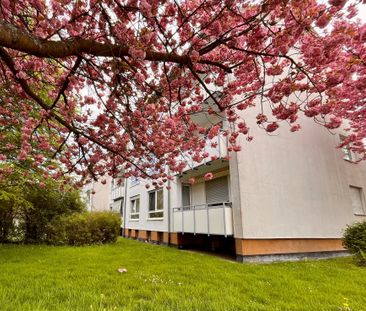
[172,202,233,236]
[111,186,124,201]
[182,132,228,172]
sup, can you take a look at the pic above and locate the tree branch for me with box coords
[0,20,230,72]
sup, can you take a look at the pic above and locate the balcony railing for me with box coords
[172,202,233,237]
[111,186,124,201]
[182,132,228,172]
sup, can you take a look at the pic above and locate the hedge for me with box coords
[343,221,366,266]
[46,212,121,246]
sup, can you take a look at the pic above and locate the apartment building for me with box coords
[83,106,366,262]
[83,112,366,261]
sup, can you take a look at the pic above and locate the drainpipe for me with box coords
[167,171,171,245]
[122,178,128,237]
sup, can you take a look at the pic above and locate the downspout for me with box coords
[167,172,171,245]
[122,177,128,237]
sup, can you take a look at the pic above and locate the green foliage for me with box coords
[46,212,121,246]
[22,180,85,243]
[342,221,366,266]
[0,165,85,244]
[0,190,31,243]
[87,212,121,244]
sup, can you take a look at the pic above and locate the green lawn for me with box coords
[0,238,365,311]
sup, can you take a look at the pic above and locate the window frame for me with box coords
[85,189,91,205]
[181,184,192,208]
[350,185,366,216]
[130,176,140,187]
[130,196,140,220]
[148,189,164,219]
[112,176,125,190]
[340,135,354,162]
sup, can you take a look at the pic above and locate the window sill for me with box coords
[129,219,140,222]
[147,217,164,221]
[354,213,366,216]
[344,158,358,164]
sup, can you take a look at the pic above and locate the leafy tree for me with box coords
[0,164,85,243]
[0,190,31,243]
[22,179,85,243]
[0,0,365,185]
[0,76,74,178]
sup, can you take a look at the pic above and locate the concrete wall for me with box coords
[123,178,179,232]
[83,177,112,212]
[80,109,366,247]
[232,106,366,239]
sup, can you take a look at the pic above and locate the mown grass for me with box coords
[0,238,365,311]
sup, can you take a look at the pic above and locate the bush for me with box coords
[22,181,85,243]
[46,212,121,246]
[0,167,85,244]
[343,221,366,266]
[0,190,31,243]
[87,212,121,244]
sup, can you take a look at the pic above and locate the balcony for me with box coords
[172,202,233,236]
[182,132,228,172]
[111,185,124,201]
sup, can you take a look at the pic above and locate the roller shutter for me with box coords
[205,176,229,205]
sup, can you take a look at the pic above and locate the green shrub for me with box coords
[22,181,85,243]
[0,167,85,244]
[0,190,31,243]
[343,221,366,266]
[46,212,121,246]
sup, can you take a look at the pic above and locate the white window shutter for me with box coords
[205,176,229,204]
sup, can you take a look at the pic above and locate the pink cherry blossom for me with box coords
[204,172,214,181]
[0,0,364,185]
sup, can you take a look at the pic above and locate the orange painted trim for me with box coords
[129,229,136,238]
[124,230,176,245]
[170,233,179,245]
[150,231,159,242]
[163,232,169,244]
[138,230,148,240]
[236,238,344,256]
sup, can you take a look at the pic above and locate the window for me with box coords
[350,186,366,216]
[148,189,164,219]
[111,198,124,215]
[340,135,353,162]
[85,190,91,204]
[85,189,92,210]
[112,176,124,189]
[182,184,191,207]
[205,176,229,205]
[130,196,140,220]
[130,176,140,187]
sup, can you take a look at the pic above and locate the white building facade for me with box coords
[83,111,366,262]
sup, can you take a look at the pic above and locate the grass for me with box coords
[0,238,365,311]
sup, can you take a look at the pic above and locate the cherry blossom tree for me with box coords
[0,86,63,180]
[0,0,365,186]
